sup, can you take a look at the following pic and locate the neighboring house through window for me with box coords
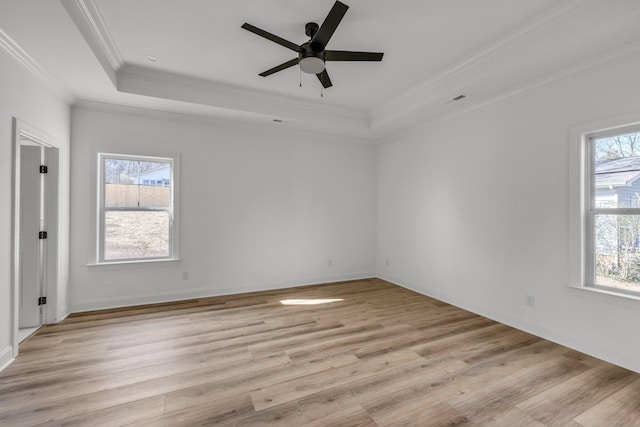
[586,128,640,296]
[97,153,177,263]
[136,164,171,187]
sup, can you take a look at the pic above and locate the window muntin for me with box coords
[98,153,175,263]
[588,130,640,295]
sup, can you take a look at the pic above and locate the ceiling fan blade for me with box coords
[310,1,349,52]
[316,69,333,88]
[259,58,300,77]
[325,50,384,61]
[241,23,300,52]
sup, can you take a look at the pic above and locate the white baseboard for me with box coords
[57,309,70,323]
[0,345,14,372]
[378,274,640,375]
[70,272,375,313]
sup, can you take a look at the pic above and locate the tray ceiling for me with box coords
[1,0,639,139]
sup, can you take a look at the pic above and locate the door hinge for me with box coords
[38,297,47,306]
[39,231,48,239]
[40,165,48,174]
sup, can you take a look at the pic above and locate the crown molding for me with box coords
[0,27,74,104]
[370,0,602,130]
[72,99,373,144]
[60,0,123,86]
[374,38,640,144]
[116,63,370,134]
[448,38,640,123]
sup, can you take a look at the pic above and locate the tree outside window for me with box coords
[592,131,640,294]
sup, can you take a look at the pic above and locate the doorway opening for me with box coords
[12,119,59,355]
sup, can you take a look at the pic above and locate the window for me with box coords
[97,153,177,263]
[586,128,640,296]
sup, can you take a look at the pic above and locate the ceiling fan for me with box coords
[241,0,384,88]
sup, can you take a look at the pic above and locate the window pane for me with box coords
[594,214,640,293]
[104,183,138,208]
[104,158,171,208]
[593,132,640,208]
[104,211,169,260]
[139,184,170,208]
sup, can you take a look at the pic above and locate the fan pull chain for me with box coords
[321,73,324,98]
[299,67,302,88]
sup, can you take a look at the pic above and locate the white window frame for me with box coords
[96,152,179,265]
[570,116,640,303]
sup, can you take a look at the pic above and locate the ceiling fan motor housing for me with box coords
[305,22,319,39]
[305,22,327,53]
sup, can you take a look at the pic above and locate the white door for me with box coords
[19,145,42,328]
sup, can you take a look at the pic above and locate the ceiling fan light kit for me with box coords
[242,0,383,89]
[299,56,325,74]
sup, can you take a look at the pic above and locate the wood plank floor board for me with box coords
[246,321,382,357]
[561,348,608,368]
[360,341,590,425]
[217,401,309,427]
[127,393,257,427]
[39,301,229,333]
[410,322,511,357]
[300,405,377,427]
[17,315,264,355]
[0,337,256,390]
[311,301,431,325]
[19,318,266,359]
[446,356,591,424]
[0,352,291,425]
[0,346,254,411]
[1,279,638,426]
[284,322,418,361]
[483,407,547,427]
[11,316,333,375]
[383,402,469,427]
[413,325,567,373]
[250,348,424,411]
[572,377,640,427]
[356,360,517,423]
[163,350,360,414]
[295,356,469,423]
[1,322,308,387]
[516,363,637,426]
[32,395,167,427]
[354,316,499,359]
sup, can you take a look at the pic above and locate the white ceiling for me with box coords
[1,0,640,140]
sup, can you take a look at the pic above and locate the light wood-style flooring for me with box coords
[1,278,639,426]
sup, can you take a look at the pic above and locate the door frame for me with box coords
[11,118,59,357]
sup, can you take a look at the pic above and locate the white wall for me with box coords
[69,106,376,311]
[377,56,640,373]
[0,48,70,369]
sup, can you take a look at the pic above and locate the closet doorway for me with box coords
[12,119,59,353]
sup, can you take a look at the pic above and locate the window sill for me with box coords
[569,284,640,310]
[86,258,180,269]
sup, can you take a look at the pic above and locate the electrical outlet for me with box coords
[182,272,189,281]
[328,259,333,267]
[385,259,390,267]
[525,295,535,307]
